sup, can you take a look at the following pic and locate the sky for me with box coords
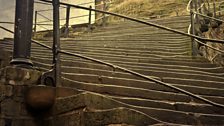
[0,0,95,39]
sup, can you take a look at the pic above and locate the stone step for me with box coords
[60,68,224,97]
[56,91,224,125]
[61,76,224,105]
[163,77,224,89]
[61,36,191,42]
[58,59,224,81]
[32,59,224,90]
[31,49,191,60]
[60,40,191,46]
[32,56,223,75]
[85,26,189,36]
[107,95,224,115]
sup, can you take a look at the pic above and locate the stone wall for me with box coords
[199,21,224,66]
[0,66,43,126]
[0,66,84,126]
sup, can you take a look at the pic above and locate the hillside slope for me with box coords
[108,0,189,20]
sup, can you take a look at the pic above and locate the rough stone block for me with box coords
[0,85,13,97]
[1,99,20,116]
[0,49,11,69]
[13,85,26,97]
[19,102,30,116]
[54,109,83,126]
[0,119,4,126]
[0,66,42,86]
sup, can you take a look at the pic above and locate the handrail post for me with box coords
[207,0,210,13]
[52,0,61,86]
[191,0,197,56]
[33,11,38,36]
[195,0,199,23]
[88,5,92,31]
[202,0,206,13]
[213,0,216,17]
[11,0,34,66]
[198,0,202,13]
[64,5,70,38]
[102,0,106,26]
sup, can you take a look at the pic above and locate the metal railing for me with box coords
[36,0,224,108]
[33,0,112,36]
[0,0,224,109]
[187,0,224,56]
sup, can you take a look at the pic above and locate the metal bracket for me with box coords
[40,69,56,87]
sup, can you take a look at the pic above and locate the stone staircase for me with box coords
[0,16,224,125]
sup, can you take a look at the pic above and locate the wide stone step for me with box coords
[30,50,213,66]
[31,49,190,61]
[60,40,191,47]
[57,91,224,125]
[85,26,189,36]
[58,59,224,81]
[163,77,224,89]
[61,76,224,105]
[107,95,224,115]
[32,59,224,93]
[61,68,224,97]
[57,54,219,68]
[33,56,223,76]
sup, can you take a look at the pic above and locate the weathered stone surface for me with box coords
[1,99,20,116]
[53,109,83,126]
[0,66,45,126]
[0,49,11,69]
[0,119,4,126]
[11,118,49,126]
[200,22,224,66]
[0,84,13,97]
[55,93,85,114]
[56,87,83,98]
[83,107,159,126]
[107,124,135,126]
[0,66,42,85]
[55,92,162,125]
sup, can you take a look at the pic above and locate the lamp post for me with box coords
[11,0,34,67]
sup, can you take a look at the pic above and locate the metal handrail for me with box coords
[33,0,224,109]
[39,0,224,43]
[37,12,53,22]
[36,14,94,24]
[188,24,224,53]
[0,21,14,24]
[2,26,224,109]
[193,11,224,22]
[34,1,111,33]
[187,0,224,22]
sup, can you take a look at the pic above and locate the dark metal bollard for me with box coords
[88,6,92,31]
[33,11,38,36]
[64,6,70,38]
[11,0,34,66]
[191,0,198,56]
[195,0,199,24]
[52,0,61,86]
